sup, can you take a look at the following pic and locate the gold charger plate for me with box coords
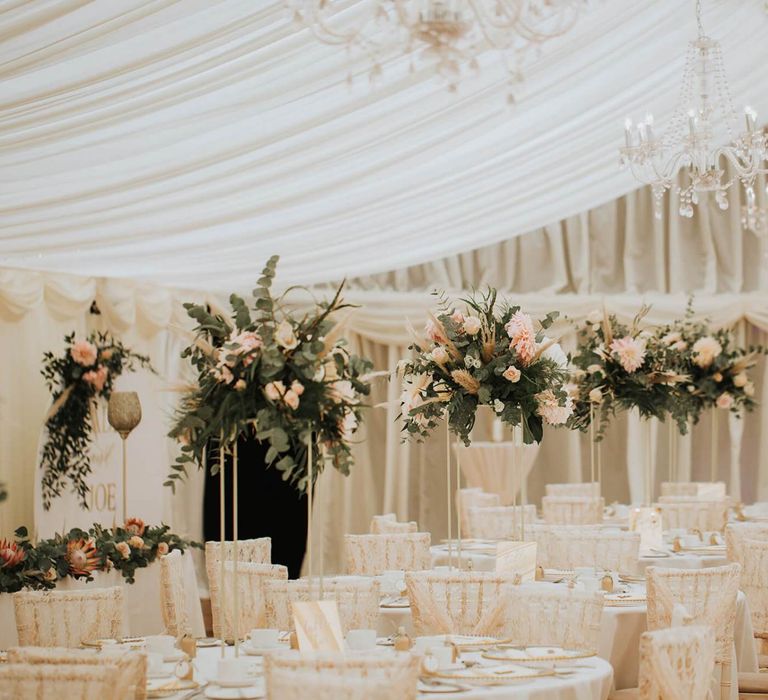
[81,637,145,649]
[147,679,199,698]
[429,664,556,684]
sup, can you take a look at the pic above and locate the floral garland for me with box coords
[399,289,571,445]
[0,519,200,593]
[568,306,685,438]
[654,307,763,427]
[40,331,154,510]
[167,256,373,493]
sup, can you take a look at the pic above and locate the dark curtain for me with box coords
[203,436,308,579]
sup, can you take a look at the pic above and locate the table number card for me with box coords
[629,507,663,554]
[292,600,345,653]
[495,541,537,581]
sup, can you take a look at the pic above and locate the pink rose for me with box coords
[82,365,108,392]
[265,381,285,401]
[283,389,300,410]
[234,379,247,391]
[502,366,521,383]
[230,330,262,366]
[450,309,465,325]
[462,316,482,336]
[716,393,734,409]
[128,535,144,549]
[115,542,130,560]
[505,312,536,367]
[291,380,305,396]
[156,542,169,556]
[71,340,98,367]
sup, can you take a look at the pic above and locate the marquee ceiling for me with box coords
[1,0,767,290]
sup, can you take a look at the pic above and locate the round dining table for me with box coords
[157,641,613,699]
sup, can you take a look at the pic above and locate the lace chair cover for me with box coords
[458,488,502,537]
[503,585,604,650]
[6,647,147,700]
[264,651,421,700]
[545,482,601,497]
[405,571,510,637]
[370,514,418,534]
[543,527,641,573]
[637,626,716,700]
[660,482,726,499]
[159,549,191,637]
[541,496,604,525]
[739,538,768,648]
[267,669,395,700]
[646,564,740,700]
[724,522,768,564]
[208,562,287,640]
[264,576,380,633]
[0,663,128,700]
[656,498,729,532]
[13,587,125,648]
[465,505,537,540]
[204,537,271,567]
[344,533,431,575]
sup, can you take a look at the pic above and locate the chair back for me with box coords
[405,570,510,637]
[457,488,502,537]
[541,496,603,525]
[344,533,430,575]
[656,498,729,532]
[545,482,600,497]
[465,505,537,540]
[370,514,418,534]
[159,550,193,637]
[13,587,124,648]
[0,663,125,700]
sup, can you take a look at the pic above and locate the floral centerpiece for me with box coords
[568,306,685,438]
[40,332,154,510]
[167,256,372,492]
[654,308,762,427]
[0,520,199,593]
[399,289,571,445]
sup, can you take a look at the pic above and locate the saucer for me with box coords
[205,685,265,700]
[209,676,257,689]
[147,666,174,680]
[241,642,286,656]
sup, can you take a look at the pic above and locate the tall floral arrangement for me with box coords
[568,306,685,438]
[654,307,762,426]
[399,289,571,445]
[167,256,372,492]
[40,332,153,510]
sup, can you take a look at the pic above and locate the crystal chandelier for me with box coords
[619,0,767,219]
[742,182,768,236]
[287,0,589,102]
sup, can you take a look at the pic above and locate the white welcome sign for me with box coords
[34,369,169,538]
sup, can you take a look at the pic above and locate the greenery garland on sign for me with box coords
[40,332,154,510]
[167,256,373,493]
[0,519,200,593]
[399,289,571,445]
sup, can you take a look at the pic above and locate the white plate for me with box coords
[205,684,265,700]
[241,642,288,656]
[162,649,187,662]
[209,677,257,689]
[147,667,174,680]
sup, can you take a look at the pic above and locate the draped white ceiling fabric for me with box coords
[2,0,768,290]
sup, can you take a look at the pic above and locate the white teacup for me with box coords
[217,658,251,687]
[346,629,376,651]
[249,629,280,649]
[144,635,176,656]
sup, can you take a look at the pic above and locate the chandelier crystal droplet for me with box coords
[619,0,767,223]
[286,0,591,102]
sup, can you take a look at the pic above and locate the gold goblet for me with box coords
[107,392,142,522]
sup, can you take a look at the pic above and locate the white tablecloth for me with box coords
[0,553,204,648]
[166,644,612,699]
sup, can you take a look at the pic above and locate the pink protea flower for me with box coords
[505,312,536,366]
[0,539,24,569]
[609,336,647,373]
[425,319,449,345]
[82,365,108,392]
[71,340,98,367]
[124,517,146,536]
[66,538,99,576]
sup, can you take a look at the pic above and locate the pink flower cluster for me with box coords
[82,366,108,392]
[505,312,536,366]
[265,379,305,410]
[609,336,646,373]
[71,340,98,367]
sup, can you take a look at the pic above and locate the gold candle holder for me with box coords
[107,391,142,522]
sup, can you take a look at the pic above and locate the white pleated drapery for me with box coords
[2,2,768,289]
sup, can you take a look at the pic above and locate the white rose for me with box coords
[586,310,602,325]
[463,316,482,335]
[493,399,505,414]
[275,320,299,350]
[502,366,521,383]
[692,336,722,368]
[331,380,357,404]
[340,411,358,440]
[733,372,748,388]
[589,388,603,403]
[744,382,755,397]
[431,346,450,364]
